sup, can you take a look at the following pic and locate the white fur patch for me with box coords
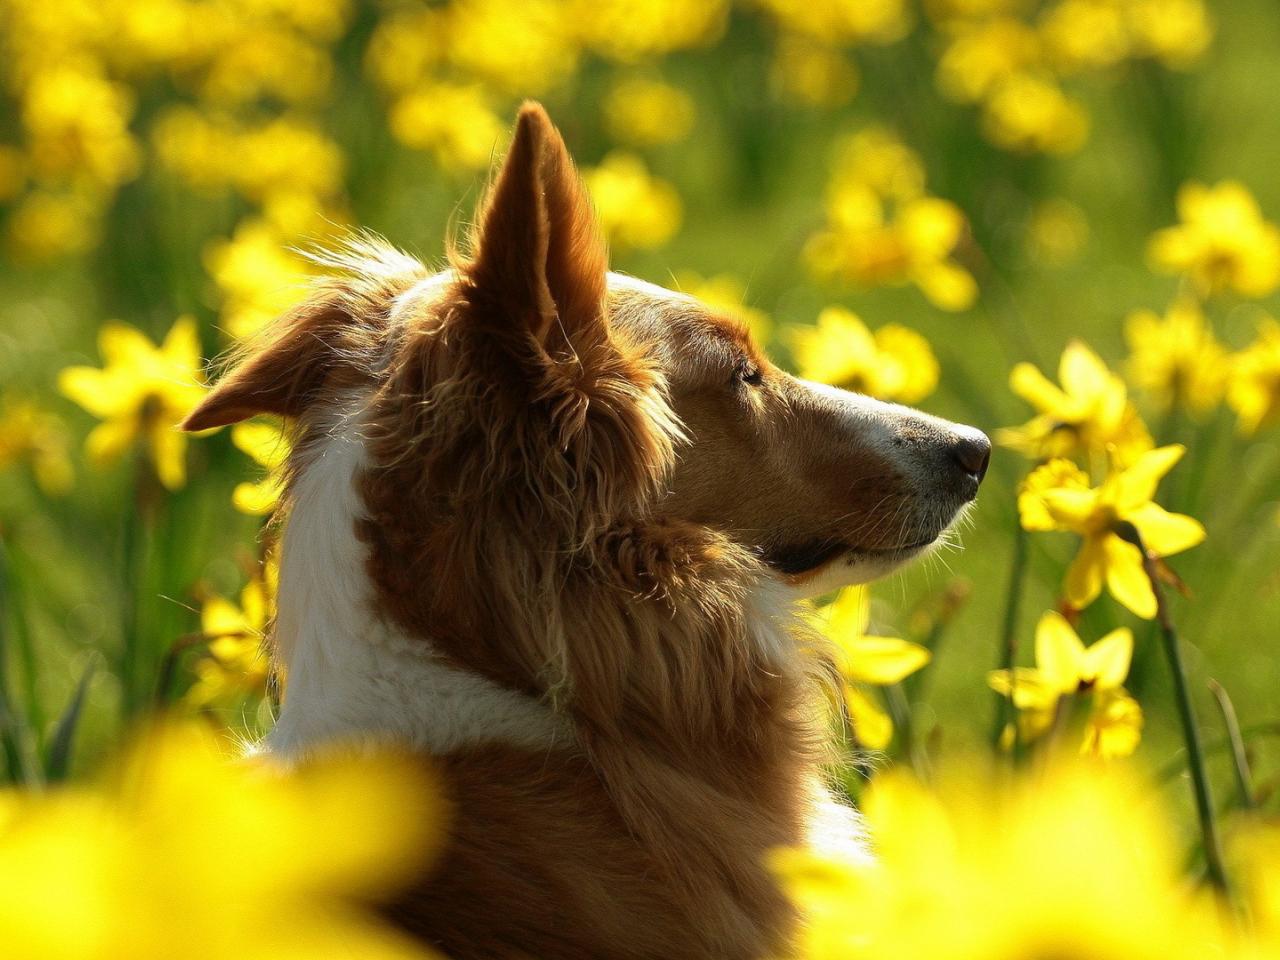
[265,397,571,759]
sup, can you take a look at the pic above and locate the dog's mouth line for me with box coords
[761,535,938,575]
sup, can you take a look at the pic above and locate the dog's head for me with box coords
[184,103,987,598]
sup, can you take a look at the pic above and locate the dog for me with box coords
[182,102,989,960]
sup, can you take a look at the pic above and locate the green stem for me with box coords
[991,518,1029,750]
[1117,522,1227,889]
[1207,679,1256,811]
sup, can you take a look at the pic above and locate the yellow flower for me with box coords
[829,127,926,203]
[203,219,310,342]
[996,339,1153,465]
[754,0,911,46]
[1039,0,1130,74]
[935,17,1041,104]
[1147,180,1280,299]
[583,152,682,250]
[769,35,859,108]
[447,0,577,93]
[1027,197,1089,266]
[788,307,939,403]
[388,83,506,171]
[1016,458,1090,531]
[814,586,931,750]
[231,420,290,515]
[772,759,1226,960]
[1126,0,1213,69]
[603,76,696,146]
[989,610,1142,758]
[58,317,207,490]
[0,724,444,960]
[673,271,772,344]
[1228,316,1280,434]
[187,557,278,710]
[1024,445,1205,618]
[573,0,729,62]
[981,72,1089,154]
[1124,298,1228,415]
[4,190,100,262]
[0,395,74,496]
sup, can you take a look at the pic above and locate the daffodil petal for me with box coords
[1009,362,1070,413]
[84,419,137,466]
[841,635,931,685]
[1064,536,1106,610]
[1104,536,1157,619]
[1113,444,1185,509]
[1083,628,1134,689]
[1126,502,1206,557]
[844,684,894,750]
[1034,610,1086,694]
[1059,340,1112,400]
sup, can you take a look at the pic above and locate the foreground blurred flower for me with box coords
[187,556,278,710]
[0,395,74,496]
[990,611,1142,757]
[997,340,1152,466]
[0,725,443,960]
[772,759,1228,959]
[58,317,207,490]
[1227,315,1280,434]
[1124,299,1228,415]
[814,586,930,750]
[788,307,939,403]
[583,152,682,249]
[1019,448,1204,618]
[1148,180,1280,299]
[230,420,290,515]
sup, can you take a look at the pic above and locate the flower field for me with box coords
[2,0,1280,956]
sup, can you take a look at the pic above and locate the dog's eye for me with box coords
[734,360,763,387]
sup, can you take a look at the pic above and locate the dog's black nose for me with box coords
[950,429,991,483]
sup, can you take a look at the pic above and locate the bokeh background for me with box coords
[1,0,1278,833]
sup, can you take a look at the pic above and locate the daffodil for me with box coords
[1125,298,1228,415]
[996,339,1153,466]
[1148,180,1280,299]
[772,758,1229,960]
[769,35,859,108]
[603,76,696,146]
[814,586,931,750]
[583,151,682,250]
[788,307,939,403]
[186,556,278,710]
[1019,447,1205,618]
[1126,0,1214,69]
[981,72,1090,155]
[990,610,1142,757]
[1227,315,1280,434]
[58,317,207,490]
[935,17,1041,104]
[0,395,74,496]
[0,724,444,960]
[203,220,310,342]
[231,420,291,515]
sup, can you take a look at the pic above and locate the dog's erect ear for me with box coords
[466,102,609,346]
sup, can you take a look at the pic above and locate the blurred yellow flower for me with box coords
[788,307,939,403]
[231,420,290,515]
[203,219,310,342]
[829,127,926,203]
[58,317,207,490]
[772,759,1225,960]
[769,35,859,108]
[0,395,74,496]
[755,0,911,46]
[4,190,100,262]
[1027,197,1089,266]
[448,0,577,94]
[0,724,443,960]
[1022,444,1205,618]
[1124,298,1228,415]
[187,556,278,709]
[388,83,505,172]
[990,610,1142,757]
[575,0,729,62]
[604,76,696,147]
[1148,180,1280,299]
[936,17,1041,103]
[1227,315,1280,434]
[997,339,1153,465]
[814,586,930,750]
[1127,0,1213,69]
[583,152,682,249]
[982,72,1089,154]
[674,271,773,343]
[21,64,141,188]
[1040,0,1130,74]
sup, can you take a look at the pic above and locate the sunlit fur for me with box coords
[184,102,986,960]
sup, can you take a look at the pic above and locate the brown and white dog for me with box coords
[183,103,988,960]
